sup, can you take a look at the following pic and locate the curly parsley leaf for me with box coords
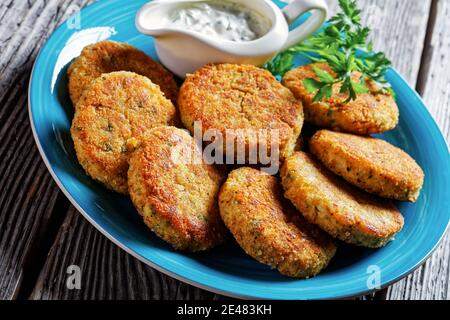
[303,78,323,92]
[312,65,335,83]
[264,0,394,102]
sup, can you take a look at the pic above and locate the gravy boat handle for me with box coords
[281,0,328,51]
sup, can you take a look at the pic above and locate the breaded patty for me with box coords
[310,130,424,202]
[219,167,336,278]
[178,64,304,161]
[281,152,404,248]
[282,63,399,135]
[71,72,178,194]
[68,40,178,106]
[128,126,228,251]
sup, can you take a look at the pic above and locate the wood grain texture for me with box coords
[386,0,450,300]
[30,207,220,300]
[0,0,94,300]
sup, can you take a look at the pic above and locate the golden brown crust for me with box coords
[282,63,399,135]
[71,71,178,194]
[178,64,304,161]
[68,40,178,106]
[281,152,404,248]
[310,130,425,202]
[218,167,336,278]
[128,126,228,251]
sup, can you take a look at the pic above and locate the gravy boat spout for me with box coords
[136,0,328,78]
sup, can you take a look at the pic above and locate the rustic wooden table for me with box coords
[0,0,448,300]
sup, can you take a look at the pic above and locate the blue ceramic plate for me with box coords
[29,0,450,299]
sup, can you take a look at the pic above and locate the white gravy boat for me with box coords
[136,0,328,77]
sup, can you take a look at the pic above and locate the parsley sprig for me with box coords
[265,0,394,102]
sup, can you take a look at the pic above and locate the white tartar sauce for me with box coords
[168,1,271,42]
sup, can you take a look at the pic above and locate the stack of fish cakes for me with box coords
[69,41,228,252]
[215,62,423,274]
[69,41,424,279]
[279,63,424,249]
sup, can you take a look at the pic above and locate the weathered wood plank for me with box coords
[28,0,435,300]
[30,207,220,300]
[0,0,93,300]
[386,0,450,300]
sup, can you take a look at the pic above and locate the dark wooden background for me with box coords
[0,0,448,300]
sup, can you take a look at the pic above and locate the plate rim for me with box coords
[27,0,450,300]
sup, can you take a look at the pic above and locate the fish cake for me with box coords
[68,40,178,106]
[310,130,424,202]
[178,64,303,161]
[128,126,228,251]
[281,152,404,248]
[218,167,336,278]
[71,71,178,194]
[282,63,399,135]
